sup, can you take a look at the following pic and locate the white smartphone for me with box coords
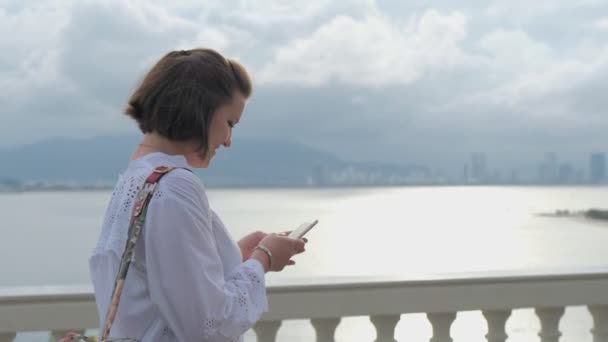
[288,219,319,239]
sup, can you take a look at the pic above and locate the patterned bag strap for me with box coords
[98,165,177,342]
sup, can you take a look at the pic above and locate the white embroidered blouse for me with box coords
[89,152,268,342]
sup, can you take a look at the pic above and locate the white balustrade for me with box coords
[0,333,16,342]
[311,318,340,342]
[253,320,281,342]
[427,312,456,342]
[2,268,608,341]
[482,309,511,342]
[536,307,565,342]
[369,314,400,342]
[590,305,608,342]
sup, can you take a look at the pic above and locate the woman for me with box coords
[88,48,307,341]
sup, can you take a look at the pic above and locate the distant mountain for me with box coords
[0,135,140,182]
[0,135,427,187]
[199,138,345,186]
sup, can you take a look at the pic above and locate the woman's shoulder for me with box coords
[163,167,201,186]
[155,168,209,206]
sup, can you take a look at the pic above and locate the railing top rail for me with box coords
[3,266,608,330]
[3,266,608,302]
[268,266,608,292]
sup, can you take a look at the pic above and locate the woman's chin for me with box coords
[185,156,210,169]
[191,161,210,168]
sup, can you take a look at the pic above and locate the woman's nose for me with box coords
[223,133,232,147]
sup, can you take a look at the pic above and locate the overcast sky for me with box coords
[1,0,607,173]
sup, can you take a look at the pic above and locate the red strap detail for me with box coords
[146,166,175,184]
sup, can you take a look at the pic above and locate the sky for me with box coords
[1,0,608,174]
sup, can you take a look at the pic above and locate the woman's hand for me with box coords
[277,230,308,242]
[251,234,307,272]
[238,231,268,261]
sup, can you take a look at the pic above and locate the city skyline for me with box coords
[457,151,606,185]
[1,134,607,188]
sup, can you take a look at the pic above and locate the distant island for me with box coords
[586,209,608,220]
[537,209,608,221]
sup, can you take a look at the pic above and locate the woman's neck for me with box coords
[131,133,191,160]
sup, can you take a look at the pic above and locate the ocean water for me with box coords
[2,186,608,341]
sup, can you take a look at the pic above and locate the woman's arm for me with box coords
[145,172,268,341]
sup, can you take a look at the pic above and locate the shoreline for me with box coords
[3,183,608,194]
[537,209,608,223]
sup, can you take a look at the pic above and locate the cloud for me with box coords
[594,17,608,31]
[256,10,468,87]
[0,0,235,145]
[200,0,377,27]
[0,2,79,142]
[0,2,68,93]
[484,0,605,18]
[478,29,552,70]
[2,0,608,174]
[59,1,200,105]
[451,29,608,122]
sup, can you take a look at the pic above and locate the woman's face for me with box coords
[186,92,246,168]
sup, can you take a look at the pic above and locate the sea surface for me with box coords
[2,186,608,341]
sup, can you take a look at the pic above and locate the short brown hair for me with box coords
[125,48,252,154]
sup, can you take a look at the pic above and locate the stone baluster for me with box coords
[427,312,456,342]
[311,318,341,342]
[589,305,608,342]
[482,309,511,342]
[370,315,400,342]
[536,307,565,342]
[0,332,16,342]
[253,320,282,342]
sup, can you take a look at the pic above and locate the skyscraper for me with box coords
[590,153,606,184]
[471,153,487,183]
[538,152,558,184]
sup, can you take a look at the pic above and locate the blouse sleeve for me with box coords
[144,170,268,341]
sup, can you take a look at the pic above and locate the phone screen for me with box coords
[288,219,318,238]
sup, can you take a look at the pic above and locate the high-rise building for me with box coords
[509,170,520,184]
[538,152,558,183]
[558,163,575,184]
[470,153,487,183]
[590,153,606,183]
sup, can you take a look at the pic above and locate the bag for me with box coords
[60,166,178,342]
